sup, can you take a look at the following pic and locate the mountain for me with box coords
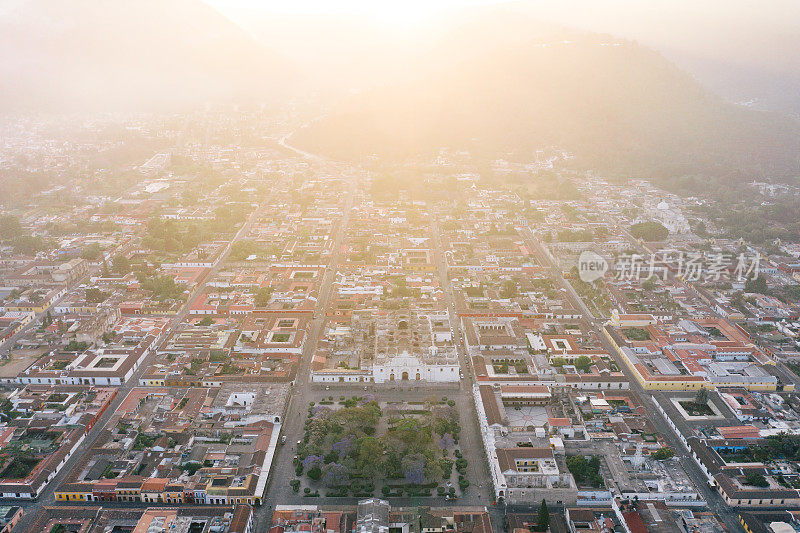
[498,0,800,116]
[0,0,293,112]
[219,1,800,116]
[290,11,800,181]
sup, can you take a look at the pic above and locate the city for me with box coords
[1,107,800,532]
[2,2,800,533]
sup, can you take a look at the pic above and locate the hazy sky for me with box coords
[206,0,498,25]
[205,0,800,112]
[208,0,800,39]
[209,0,800,71]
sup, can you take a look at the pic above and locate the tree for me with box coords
[302,455,323,471]
[254,287,274,307]
[332,436,355,457]
[85,288,109,304]
[137,271,183,300]
[695,388,709,406]
[81,243,104,261]
[229,240,264,261]
[431,405,460,436]
[651,447,674,461]
[323,450,339,464]
[112,254,131,275]
[438,433,455,449]
[402,453,426,484]
[0,399,21,420]
[12,235,53,254]
[623,327,650,341]
[566,455,603,487]
[499,280,518,299]
[335,403,381,434]
[574,355,592,372]
[0,214,24,239]
[424,452,444,482]
[630,221,669,241]
[536,499,550,532]
[65,340,88,352]
[745,276,769,295]
[322,463,349,487]
[752,446,771,464]
[355,437,384,476]
[745,472,768,488]
[307,466,322,481]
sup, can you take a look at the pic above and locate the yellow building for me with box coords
[55,483,93,501]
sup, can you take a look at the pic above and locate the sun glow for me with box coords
[208,0,496,27]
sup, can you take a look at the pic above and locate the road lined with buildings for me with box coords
[5,189,269,530]
[255,157,356,530]
[431,215,505,532]
[522,227,742,533]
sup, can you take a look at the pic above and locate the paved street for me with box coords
[0,140,743,533]
[522,228,742,532]
[255,186,507,533]
[434,215,505,530]
[255,173,355,530]
[520,226,596,323]
[1,4,794,533]
[3,192,268,530]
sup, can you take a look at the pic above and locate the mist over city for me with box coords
[1,1,800,532]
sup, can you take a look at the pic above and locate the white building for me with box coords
[648,200,690,235]
[372,350,459,383]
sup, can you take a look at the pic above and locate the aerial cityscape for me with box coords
[1,1,800,533]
